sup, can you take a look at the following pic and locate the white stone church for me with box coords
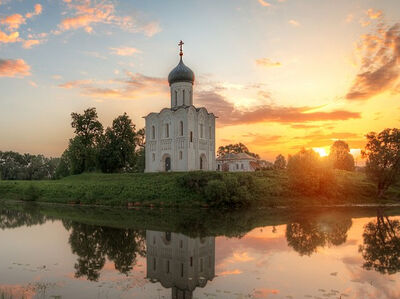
[145,42,216,172]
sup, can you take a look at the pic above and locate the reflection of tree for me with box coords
[0,205,46,229]
[286,216,352,256]
[64,221,146,281]
[359,209,400,275]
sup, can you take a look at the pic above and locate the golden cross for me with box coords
[178,40,184,56]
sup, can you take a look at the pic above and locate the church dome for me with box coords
[168,57,195,86]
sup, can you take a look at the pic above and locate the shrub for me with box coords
[179,172,258,208]
[23,184,40,201]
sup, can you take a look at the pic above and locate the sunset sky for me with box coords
[1,0,399,161]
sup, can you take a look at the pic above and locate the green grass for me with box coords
[0,170,399,208]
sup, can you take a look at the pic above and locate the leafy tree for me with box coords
[287,148,335,196]
[359,209,400,274]
[362,128,400,197]
[67,108,103,173]
[217,143,260,159]
[0,151,59,180]
[328,140,355,171]
[71,107,103,146]
[97,113,138,173]
[274,154,286,169]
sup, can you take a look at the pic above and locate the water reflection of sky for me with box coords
[1,213,400,299]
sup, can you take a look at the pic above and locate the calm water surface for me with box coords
[1,203,400,299]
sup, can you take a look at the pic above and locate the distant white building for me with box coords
[146,230,215,299]
[144,41,216,172]
[216,153,260,172]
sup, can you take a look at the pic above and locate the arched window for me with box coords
[174,90,178,106]
[152,126,155,139]
[200,124,204,138]
[180,121,183,136]
[182,89,185,105]
[190,131,193,142]
[165,123,169,138]
[179,151,183,160]
[152,153,155,161]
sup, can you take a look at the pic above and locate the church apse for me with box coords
[146,230,215,299]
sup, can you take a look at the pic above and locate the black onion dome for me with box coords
[168,57,195,85]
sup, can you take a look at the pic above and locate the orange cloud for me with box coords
[258,0,271,7]
[0,30,19,43]
[59,0,161,36]
[23,39,40,49]
[110,46,140,56]
[0,59,31,77]
[289,19,300,27]
[256,58,281,67]
[346,23,400,100]
[0,14,25,30]
[26,4,43,18]
[366,8,382,20]
[196,90,361,126]
[253,288,280,298]
[59,72,168,99]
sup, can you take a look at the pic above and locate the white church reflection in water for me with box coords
[146,231,215,299]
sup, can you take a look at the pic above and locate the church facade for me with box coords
[144,42,216,172]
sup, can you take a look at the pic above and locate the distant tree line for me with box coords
[56,107,145,177]
[0,151,59,180]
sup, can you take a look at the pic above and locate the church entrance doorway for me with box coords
[200,154,207,170]
[165,157,171,171]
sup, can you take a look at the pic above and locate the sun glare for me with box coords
[313,147,329,157]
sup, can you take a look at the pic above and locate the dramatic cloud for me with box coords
[196,90,360,127]
[0,59,31,77]
[59,72,168,99]
[288,19,300,27]
[258,0,271,7]
[0,14,25,30]
[255,58,281,67]
[346,22,400,100]
[59,0,161,36]
[110,46,140,56]
[0,30,19,43]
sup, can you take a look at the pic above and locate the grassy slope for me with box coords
[0,170,399,207]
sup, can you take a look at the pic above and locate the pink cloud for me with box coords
[0,58,31,77]
[26,4,43,18]
[23,39,41,49]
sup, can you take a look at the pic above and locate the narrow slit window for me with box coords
[180,121,183,136]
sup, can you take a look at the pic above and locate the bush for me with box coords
[178,172,258,208]
[23,184,40,201]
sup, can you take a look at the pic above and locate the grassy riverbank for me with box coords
[0,170,399,207]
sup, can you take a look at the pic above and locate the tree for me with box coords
[274,154,286,169]
[328,140,355,171]
[68,108,103,173]
[362,128,400,197]
[359,209,400,274]
[287,148,335,196]
[217,143,260,159]
[97,113,138,173]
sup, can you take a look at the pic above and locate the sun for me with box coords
[313,147,329,157]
